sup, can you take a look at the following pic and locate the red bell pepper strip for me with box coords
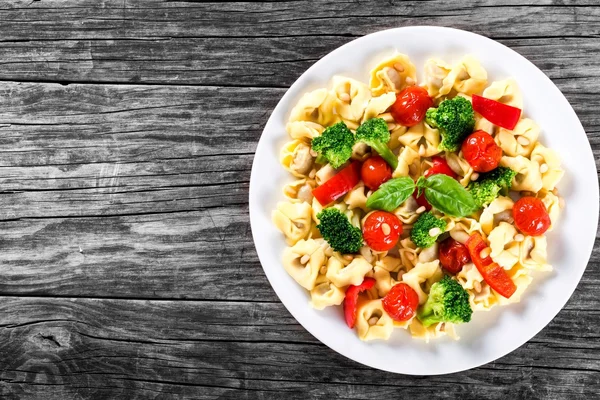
[465,232,517,298]
[312,161,361,206]
[344,277,376,328]
[472,94,522,130]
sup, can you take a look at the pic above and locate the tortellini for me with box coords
[530,143,564,191]
[331,76,372,123]
[355,299,395,341]
[423,58,453,99]
[500,155,543,193]
[369,53,417,96]
[280,140,315,178]
[488,222,520,269]
[397,121,442,158]
[343,183,370,212]
[289,88,339,126]
[519,236,551,271]
[282,239,325,290]
[272,201,312,245]
[496,118,539,157]
[480,196,515,235]
[283,178,317,203]
[286,121,324,142]
[393,146,422,180]
[326,256,373,287]
[309,276,346,310]
[445,151,475,186]
[446,55,488,95]
[483,78,523,109]
[361,92,397,122]
[402,260,443,305]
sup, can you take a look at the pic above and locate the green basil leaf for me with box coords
[366,177,415,212]
[422,174,477,217]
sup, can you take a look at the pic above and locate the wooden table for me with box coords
[0,1,598,399]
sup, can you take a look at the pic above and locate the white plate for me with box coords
[249,26,598,375]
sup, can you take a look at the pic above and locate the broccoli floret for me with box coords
[316,208,363,254]
[355,118,398,170]
[425,96,475,151]
[410,211,447,248]
[468,167,517,208]
[311,122,355,168]
[417,276,473,327]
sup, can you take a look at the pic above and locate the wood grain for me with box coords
[0,0,598,398]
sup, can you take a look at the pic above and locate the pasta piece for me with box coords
[283,178,317,203]
[519,236,551,271]
[326,256,373,287]
[456,263,498,311]
[369,53,417,96]
[343,182,370,212]
[314,163,336,185]
[537,191,561,229]
[272,201,312,245]
[397,237,419,270]
[500,155,543,193]
[289,88,339,126]
[402,260,442,305]
[351,142,371,162]
[530,143,565,191]
[373,266,399,297]
[355,299,395,341]
[495,118,540,157]
[445,55,488,95]
[423,58,453,99]
[409,319,457,342]
[445,151,474,186]
[280,140,315,178]
[375,255,403,272]
[495,265,532,305]
[417,243,439,263]
[474,113,496,136]
[362,92,397,122]
[392,146,422,181]
[286,121,324,142]
[482,78,523,109]
[282,239,325,290]
[331,75,372,123]
[488,222,520,269]
[397,121,442,158]
[309,276,346,310]
[479,196,515,235]
[393,196,420,225]
[444,216,485,241]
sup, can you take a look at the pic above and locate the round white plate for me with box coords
[249,26,598,375]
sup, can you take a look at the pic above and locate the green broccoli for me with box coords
[311,122,355,168]
[417,276,473,327]
[316,208,363,254]
[425,96,475,151]
[355,118,398,170]
[468,167,517,208]
[410,211,447,248]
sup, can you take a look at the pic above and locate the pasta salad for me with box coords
[272,53,565,342]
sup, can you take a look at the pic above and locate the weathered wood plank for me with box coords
[0,297,599,399]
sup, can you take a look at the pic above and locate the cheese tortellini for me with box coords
[274,52,564,343]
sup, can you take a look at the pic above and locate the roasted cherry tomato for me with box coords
[461,130,503,173]
[312,161,361,206]
[513,197,551,236]
[362,211,402,252]
[425,156,457,178]
[439,237,471,274]
[382,283,419,322]
[361,156,392,191]
[465,233,516,298]
[390,86,433,127]
[344,277,376,328]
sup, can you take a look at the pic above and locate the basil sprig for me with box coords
[366,177,415,212]
[416,175,477,217]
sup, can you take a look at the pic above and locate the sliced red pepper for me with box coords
[425,156,457,178]
[465,232,516,298]
[312,161,361,206]
[472,94,522,130]
[344,277,376,329]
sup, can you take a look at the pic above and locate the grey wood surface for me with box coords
[0,1,598,399]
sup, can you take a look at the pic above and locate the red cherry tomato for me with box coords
[382,283,419,321]
[513,197,551,236]
[361,156,392,190]
[390,86,433,127]
[461,130,503,173]
[439,238,471,274]
[425,156,457,178]
[362,211,402,252]
[344,277,376,328]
